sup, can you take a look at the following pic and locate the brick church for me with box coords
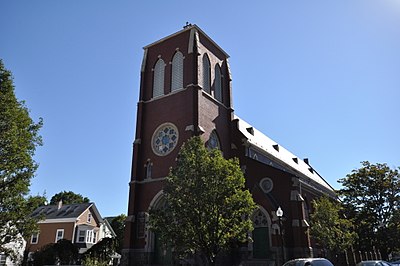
[122,24,335,265]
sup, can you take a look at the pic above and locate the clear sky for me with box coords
[1,1,399,217]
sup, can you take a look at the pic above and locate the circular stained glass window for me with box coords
[260,178,273,193]
[151,123,179,156]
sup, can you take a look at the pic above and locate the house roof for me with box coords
[234,116,335,193]
[31,202,103,223]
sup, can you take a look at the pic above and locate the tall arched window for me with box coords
[202,54,211,94]
[214,64,222,101]
[171,51,183,92]
[153,59,165,98]
[207,130,221,150]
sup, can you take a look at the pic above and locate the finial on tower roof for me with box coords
[183,22,192,29]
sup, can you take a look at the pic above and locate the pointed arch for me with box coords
[146,191,165,252]
[171,51,184,92]
[202,54,211,94]
[207,130,221,150]
[214,64,222,102]
[147,191,172,264]
[250,206,272,259]
[153,59,165,98]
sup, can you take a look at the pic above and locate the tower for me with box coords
[123,24,234,265]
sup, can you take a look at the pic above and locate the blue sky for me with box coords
[1,1,399,217]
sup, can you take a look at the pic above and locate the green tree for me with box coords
[0,59,43,259]
[83,237,117,265]
[49,190,90,205]
[110,214,126,254]
[26,194,47,212]
[339,161,400,259]
[310,196,356,257]
[32,239,78,266]
[149,136,256,265]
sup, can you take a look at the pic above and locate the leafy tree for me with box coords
[83,237,117,265]
[26,194,47,212]
[110,214,126,254]
[32,239,78,266]
[49,190,90,205]
[339,161,400,259]
[0,59,43,258]
[150,136,256,265]
[310,196,356,256]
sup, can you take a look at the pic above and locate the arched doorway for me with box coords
[148,192,172,265]
[251,208,272,259]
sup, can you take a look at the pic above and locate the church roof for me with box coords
[143,24,230,58]
[234,115,334,192]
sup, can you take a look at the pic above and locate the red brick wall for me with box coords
[27,222,75,252]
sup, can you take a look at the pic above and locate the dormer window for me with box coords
[171,51,183,92]
[202,54,211,94]
[153,59,165,98]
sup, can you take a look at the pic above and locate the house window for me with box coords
[86,230,93,243]
[93,231,97,243]
[202,54,211,93]
[0,254,6,266]
[171,51,183,91]
[78,230,86,243]
[153,59,165,98]
[87,213,92,223]
[214,64,222,101]
[31,233,39,244]
[55,229,64,242]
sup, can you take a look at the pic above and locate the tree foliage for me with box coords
[310,196,356,253]
[110,214,126,254]
[83,237,117,265]
[0,59,43,258]
[32,239,78,266]
[149,137,256,265]
[49,190,90,205]
[339,161,400,258]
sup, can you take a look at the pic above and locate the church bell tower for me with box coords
[123,24,234,265]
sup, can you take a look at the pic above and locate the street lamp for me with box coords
[277,206,285,265]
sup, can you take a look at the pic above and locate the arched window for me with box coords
[207,130,220,150]
[202,54,211,94]
[144,159,152,179]
[171,51,183,92]
[214,64,222,101]
[153,59,165,98]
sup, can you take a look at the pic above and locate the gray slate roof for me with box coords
[235,116,334,193]
[31,203,93,220]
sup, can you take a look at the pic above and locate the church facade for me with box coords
[122,25,335,265]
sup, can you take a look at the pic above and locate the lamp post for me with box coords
[277,206,285,265]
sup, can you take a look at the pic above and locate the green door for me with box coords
[253,227,270,259]
[154,233,172,265]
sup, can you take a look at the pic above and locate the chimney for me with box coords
[57,200,63,210]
